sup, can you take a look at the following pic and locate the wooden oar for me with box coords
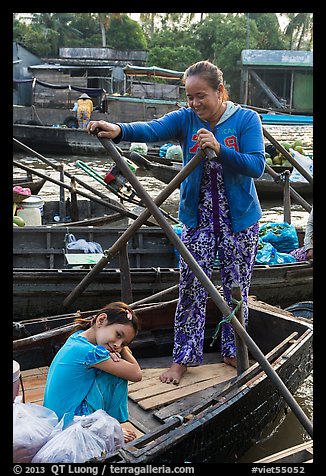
[93,138,313,438]
[63,146,214,308]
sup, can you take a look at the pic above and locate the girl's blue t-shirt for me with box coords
[43,331,110,419]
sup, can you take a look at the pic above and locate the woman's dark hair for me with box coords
[72,301,139,335]
[183,60,229,101]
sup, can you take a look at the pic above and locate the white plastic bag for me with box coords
[32,410,124,463]
[75,410,124,455]
[32,418,107,463]
[289,148,313,183]
[13,401,58,463]
[129,142,148,155]
[165,145,183,161]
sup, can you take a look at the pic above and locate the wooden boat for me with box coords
[254,440,313,463]
[13,224,313,318]
[13,296,313,463]
[126,152,313,200]
[13,123,166,157]
[13,174,47,195]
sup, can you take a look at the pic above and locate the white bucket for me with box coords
[17,195,44,226]
[13,360,20,401]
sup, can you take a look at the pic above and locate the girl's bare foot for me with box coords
[121,424,137,443]
[224,356,237,368]
[160,362,187,385]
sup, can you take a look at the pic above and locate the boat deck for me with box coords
[18,353,237,436]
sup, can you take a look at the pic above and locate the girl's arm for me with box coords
[91,348,142,382]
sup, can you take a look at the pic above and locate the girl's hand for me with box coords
[87,120,121,139]
[197,128,220,155]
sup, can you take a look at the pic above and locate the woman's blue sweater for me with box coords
[116,102,265,232]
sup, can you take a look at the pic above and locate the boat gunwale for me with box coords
[108,326,313,463]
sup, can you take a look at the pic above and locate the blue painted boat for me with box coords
[260,113,313,125]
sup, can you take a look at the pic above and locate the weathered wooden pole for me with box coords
[232,286,249,375]
[283,170,291,224]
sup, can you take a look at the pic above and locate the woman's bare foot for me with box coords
[160,362,187,385]
[224,356,237,368]
[121,424,137,443]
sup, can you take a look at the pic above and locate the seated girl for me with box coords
[43,301,142,442]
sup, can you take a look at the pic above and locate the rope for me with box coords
[210,297,244,348]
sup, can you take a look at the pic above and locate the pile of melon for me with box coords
[265,140,305,167]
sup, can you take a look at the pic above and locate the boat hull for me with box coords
[13,296,313,464]
[13,225,312,319]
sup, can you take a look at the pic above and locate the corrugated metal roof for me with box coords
[29,63,112,70]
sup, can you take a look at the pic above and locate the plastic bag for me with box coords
[256,241,296,265]
[165,145,183,161]
[66,233,103,254]
[129,142,148,155]
[32,410,124,463]
[32,418,107,463]
[75,410,124,455]
[159,143,174,157]
[13,401,58,463]
[259,222,299,253]
[289,148,313,183]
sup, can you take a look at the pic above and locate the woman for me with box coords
[88,60,265,384]
[76,93,94,128]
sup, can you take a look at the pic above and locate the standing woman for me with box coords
[76,93,94,129]
[88,60,265,384]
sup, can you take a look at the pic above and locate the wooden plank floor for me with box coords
[129,363,236,410]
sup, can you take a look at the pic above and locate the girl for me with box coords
[43,301,142,442]
[87,60,265,385]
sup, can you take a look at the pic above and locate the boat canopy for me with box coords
[123,65,184,80]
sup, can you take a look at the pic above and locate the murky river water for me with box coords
[13,123,313,463]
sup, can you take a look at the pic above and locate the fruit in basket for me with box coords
[265,157,273,166]
[294,145,304,154]
[13,216,25,227]
[272,155,283,166]
[280,142,291,151]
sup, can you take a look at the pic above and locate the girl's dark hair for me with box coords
[183,60,229,101]
[73,301,139,335]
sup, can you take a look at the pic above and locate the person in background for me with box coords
[76,93,94,129]
[43,301,142,442]
[87,60,265,384]
[290,207,313,261]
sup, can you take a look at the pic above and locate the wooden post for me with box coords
[283,170,291,224]
[264,163,312,213]
[119,238,133,304]
[70,176,79,222]
[58,163,66,221]
[231,285,249,376]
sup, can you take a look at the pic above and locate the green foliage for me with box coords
[107,15,147,50]
[13,12,312,100]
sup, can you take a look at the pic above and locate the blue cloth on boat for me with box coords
[43,331,128,422]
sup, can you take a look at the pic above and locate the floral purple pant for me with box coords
[173,158,259,364]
